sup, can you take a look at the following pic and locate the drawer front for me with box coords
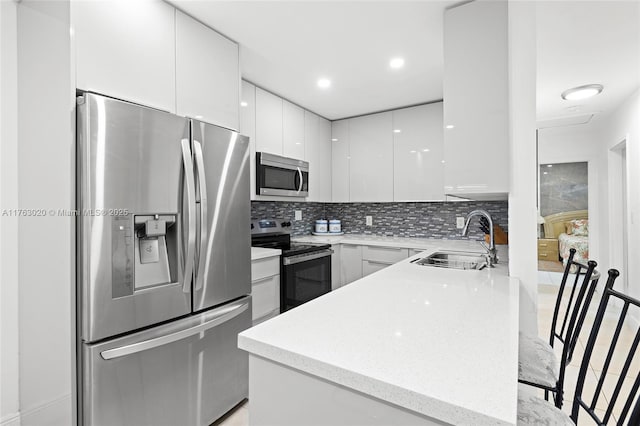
[361,246,409,263]
[362,260,390,277]
[251,274,280,320]
[251,256,280,281]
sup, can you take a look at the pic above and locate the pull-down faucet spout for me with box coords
[461,209,498,266]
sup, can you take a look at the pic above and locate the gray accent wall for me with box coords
[251,201,508,240]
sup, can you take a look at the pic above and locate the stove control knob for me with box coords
[282,221,291,227]
[250,223,254,229]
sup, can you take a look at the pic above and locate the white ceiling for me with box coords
[169,0,640,122]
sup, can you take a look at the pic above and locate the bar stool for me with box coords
[518,249,599,408]
[517,269,640,425]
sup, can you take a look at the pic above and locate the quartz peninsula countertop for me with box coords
[239,240,519,425]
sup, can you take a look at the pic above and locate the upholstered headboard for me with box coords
[543,210,588,239]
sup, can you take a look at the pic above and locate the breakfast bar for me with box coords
[238,243,520,425]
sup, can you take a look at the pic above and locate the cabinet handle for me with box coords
[539,243,548,247]
[252,275,276,285]
[365,260,395,266]
[540,253,548,257]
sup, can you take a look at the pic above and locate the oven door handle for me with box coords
[283,249,333,266]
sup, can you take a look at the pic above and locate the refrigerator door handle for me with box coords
[100,299,250,360]
[193,140,208,291]
[181,139,197,293]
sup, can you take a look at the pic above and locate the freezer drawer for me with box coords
[80,296,251,426]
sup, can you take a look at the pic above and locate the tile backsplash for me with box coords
[251,201,508,241]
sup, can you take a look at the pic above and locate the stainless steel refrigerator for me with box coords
[76,92,251,426]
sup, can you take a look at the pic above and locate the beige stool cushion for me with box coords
[517,393,574,425]
[518,332,559,388]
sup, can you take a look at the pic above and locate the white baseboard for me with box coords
[18,395,71,426]
[1,413,21,426]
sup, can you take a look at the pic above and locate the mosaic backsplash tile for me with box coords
[251,201,508,241]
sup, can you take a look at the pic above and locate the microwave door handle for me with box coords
[297,167,303,193]
[181,139,196,293]
[193,140,207,291]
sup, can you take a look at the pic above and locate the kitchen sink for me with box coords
[412,250,488,270]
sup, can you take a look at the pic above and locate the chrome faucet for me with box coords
[461,209,498,266]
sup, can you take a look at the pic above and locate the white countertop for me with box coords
[291,233,509,261]
[250,246,281,261]
[239,241,519,425]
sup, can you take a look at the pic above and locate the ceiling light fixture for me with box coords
[422,148,430,152]
[331,138,338,142]
[389,57,405,69]
[561,84,603,101]
[317,78,331,89]
[240,101,248,107]
[445,124,455,129]
[393,129,402,133]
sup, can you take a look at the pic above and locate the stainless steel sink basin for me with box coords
[412,250,488,270]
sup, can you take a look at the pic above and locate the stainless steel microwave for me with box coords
[256,152,309,197]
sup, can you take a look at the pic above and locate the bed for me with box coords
[542,210,589,266]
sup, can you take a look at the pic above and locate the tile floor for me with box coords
[217,281,639,426]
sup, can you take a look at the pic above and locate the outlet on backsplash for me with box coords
[295,210,302,221]
[366,216,373,226]
[456,217,465,229]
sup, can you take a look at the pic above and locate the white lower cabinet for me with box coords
[251,256,280,325]
[331,245,343,290]
[340,245,363,286]
[361,246,409,277]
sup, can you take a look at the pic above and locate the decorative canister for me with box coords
[315,219,328,233]
[329,219,341,233]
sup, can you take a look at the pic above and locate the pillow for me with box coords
[568,219,588,236]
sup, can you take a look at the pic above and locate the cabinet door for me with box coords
[73,0,176,112]
[255,88,283,155]
[176,10,239,131]
[349,112,394,202]
[331,120,350,202]
[331,244,342,290]
[305,111,332,202]
[340,245,362,285]
[252,275,280,321]
[362,246,408,264]
[240,81,257,200]
[443,0,509,199]
[283,100,305,160]
[393,103,445,201]
[362,260,389,277]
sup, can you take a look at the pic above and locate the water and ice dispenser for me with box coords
[111,214,179,298]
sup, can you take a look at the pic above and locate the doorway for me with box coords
[610,141,629,294]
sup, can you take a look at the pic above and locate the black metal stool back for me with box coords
[547,248,599,407]
[571,269,640,425]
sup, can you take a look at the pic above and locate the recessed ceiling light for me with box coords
[410,150,417,153]
[547,164,553,168]
[543,172,548,175]
[317,78,331,89]
[195,115,203,119]
[331,138,338,142]
[561,84,603,101]
[393,129,402,133]
[445,124,455,129]
[441,160,446,164]
[422,148,430,152]
[389,57,405,69]
[240,101,248,107]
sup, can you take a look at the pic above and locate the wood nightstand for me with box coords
[538,238,559,261]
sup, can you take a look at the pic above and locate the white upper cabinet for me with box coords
[175,10,239,131]
[255,88,283,155]
[73,0,176,112]
[331,120,350,202]
[240,81,258,200]
[443,0,509,200]
[393,103,445,201]
[305,111,332,202]
[348,112,394,202]
[283,100,305,160]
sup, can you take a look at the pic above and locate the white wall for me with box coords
[10,1,73,425]
[537,122,604,272]
[508,0,538,335]
[1,1,21,425]
[599,90,640,305]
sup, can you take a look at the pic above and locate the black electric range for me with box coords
[251,219,332,312]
